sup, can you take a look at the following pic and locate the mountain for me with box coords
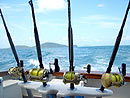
[41,42,67,48]
[15,45,30,48]
[3,42,78,49]
[41,42,78,48]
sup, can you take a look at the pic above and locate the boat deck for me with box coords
[0,71,130,98]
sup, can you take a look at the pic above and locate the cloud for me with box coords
[40,21,66,26]
[120,35,130,45]
[80,15,121,29]
[0,3,26,7]
[124,36,130,41]
[12,24,27,31]
[0,24,3,29]
[99,21,119,29]
[97,4,104,8]
[2,5,11,9]
[0,4,11,11]
[0,3,27,13]
[29,36,35,42]
[36,0,67,13]
[0,24,4,31]
[81,15,121,21]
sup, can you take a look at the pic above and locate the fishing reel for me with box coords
[8,67,23,78]
[63,71,88,85]
[29,68,51,86]
[101,63,126,88]
[101,73,124,88]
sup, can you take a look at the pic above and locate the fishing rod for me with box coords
[63,0,88,90]
[0,9,20,67]
[28,0,52,87]
[63,0,79,90]
[100,0,130,92]
[68,0,74,72]
[0,9,26,81]
[0,9,33,98]
[29,0,44,69]
[68,0,74,89]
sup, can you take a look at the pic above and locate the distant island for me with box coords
[41,42,67,48]
[15,45,30,48]
[2,43,130,49]
[15,42,78,49]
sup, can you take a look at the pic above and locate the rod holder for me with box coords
[0,77,4,98]
[122,63,126,77]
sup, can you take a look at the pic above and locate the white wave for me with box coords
[27,59,51,69]
[80,64,119,73]
[126,57,130,62]
[28,59,39,67]
[94,56,108,65]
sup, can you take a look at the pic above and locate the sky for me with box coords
[0,0,130,48]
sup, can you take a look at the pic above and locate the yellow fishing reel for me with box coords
[29,68,49,83]
[63,71,81,85]
[101,73,124,88]
[8,67,23,78]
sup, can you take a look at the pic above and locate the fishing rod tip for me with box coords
[0,9,2,15]
[28,0,32,5]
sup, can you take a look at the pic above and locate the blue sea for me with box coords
[0,45,130,73]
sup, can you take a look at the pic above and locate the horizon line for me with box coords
[1,42,130,49]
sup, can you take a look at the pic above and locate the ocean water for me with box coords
[0,45,130,73]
